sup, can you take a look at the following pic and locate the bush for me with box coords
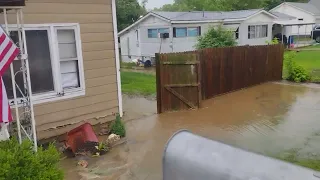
[0,139,64,180]
[266,38,279,45]
[195,25,237,49]
[284,51,311,82]
[110,114,126,137]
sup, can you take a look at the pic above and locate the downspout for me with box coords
[111,0,123,117]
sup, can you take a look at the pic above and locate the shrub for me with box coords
[110,114,126,137]
[0,139,64,180]
[195,25,237,49]
[266,38,279,45]
[284,51,311,83]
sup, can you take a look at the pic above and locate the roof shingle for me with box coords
[287,2,320,15]
[153,9,263,21]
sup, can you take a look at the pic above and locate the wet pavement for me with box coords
[62,82,320,180]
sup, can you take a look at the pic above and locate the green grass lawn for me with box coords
[121,71,156,96]
[299,44,320,49]
[120,61,136,69]
[276,149,320,171]
[284,50,320,82]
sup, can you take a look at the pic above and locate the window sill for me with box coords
[248,37,268,39]
[9,90,85,107]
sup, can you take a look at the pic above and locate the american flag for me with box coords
[0,26,20,123]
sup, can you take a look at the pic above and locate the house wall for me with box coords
[120,27,141,62]
[238,12,274,45]
[171,22,219,52]
[2,0,119,139]
[138,16,172,57]
[120,15,172,62]
[119,16,223,59]
[271,3,316,35]
[120,12,276,57]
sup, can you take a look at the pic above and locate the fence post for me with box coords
[279,44,284,80]
[199,50,205,100]
[197,51,202,105]
[155,53,162,114]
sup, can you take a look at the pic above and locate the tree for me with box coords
[116,0,147,32]
[264,0,309,10]
[195,26,237,49]
[155,0,309,12]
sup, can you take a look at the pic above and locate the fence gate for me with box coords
[156,53,201,113]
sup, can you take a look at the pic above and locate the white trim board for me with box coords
[118,12,171,36]
[112,0,123,117]
[245,10,278,20]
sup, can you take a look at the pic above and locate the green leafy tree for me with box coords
[117,0,147,32]
[264,0,309,10]
[155,0,309,12]
[195,26,237,49]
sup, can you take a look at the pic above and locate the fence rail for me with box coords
[156,44,284,113]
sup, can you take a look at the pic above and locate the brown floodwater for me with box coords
[61,82,320,180]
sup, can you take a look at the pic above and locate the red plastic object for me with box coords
[65,123,99,153]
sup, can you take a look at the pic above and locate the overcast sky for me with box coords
[140,0,174,10]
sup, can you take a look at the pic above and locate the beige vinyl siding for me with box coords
[4,0,118,139]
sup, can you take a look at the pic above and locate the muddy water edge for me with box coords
[61,82,320,180]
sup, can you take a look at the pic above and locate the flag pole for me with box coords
[3,8,22,144]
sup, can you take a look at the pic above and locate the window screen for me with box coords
[188,27,199,37]
[148,29,158,38]
[175,28,187,37]
[57,29,80,89]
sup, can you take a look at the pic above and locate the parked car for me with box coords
[312,25,320,43]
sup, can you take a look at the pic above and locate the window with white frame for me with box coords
[3,24,85,105]
[173,27,201,37]
[248,25,268,39]
[148,28,169,38]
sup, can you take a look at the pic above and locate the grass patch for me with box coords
[276,149,320,171]
[121,71,156,96]
[120,61,136,69]
[283,50,320,82]
[299,44,320,49]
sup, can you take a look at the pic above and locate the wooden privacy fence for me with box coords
[201,44,284,99]
[156,53,201,114]
[156,44,284,113]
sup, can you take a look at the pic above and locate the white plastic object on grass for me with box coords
[0,123,10,141]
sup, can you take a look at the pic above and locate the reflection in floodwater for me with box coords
[62,82,320,180]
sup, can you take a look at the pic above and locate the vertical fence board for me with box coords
[155,53,161,114]
[156,44,284,113]
[201,44,284,99]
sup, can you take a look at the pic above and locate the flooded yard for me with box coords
[62,82,320,180]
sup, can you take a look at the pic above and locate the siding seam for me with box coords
[37,105,119,126]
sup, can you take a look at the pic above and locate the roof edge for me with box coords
[118,12,170,36]
[244,9,278,20]
[269,2,286,12]
[271,2,316,16]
